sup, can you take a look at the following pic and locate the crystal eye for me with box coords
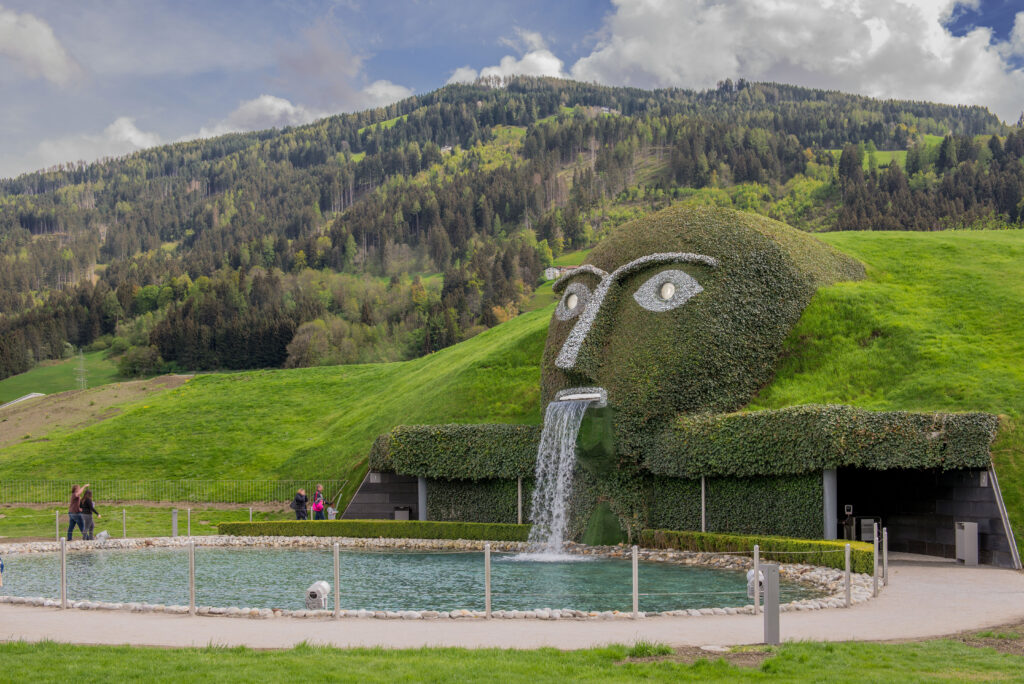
[556,282,590,321]
[633,269,702,312]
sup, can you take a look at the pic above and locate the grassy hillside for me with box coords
[0,306,550,505]
[752,230,1024,552]
[0,351,121,404]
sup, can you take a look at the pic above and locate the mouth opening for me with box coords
[554,387,607,407]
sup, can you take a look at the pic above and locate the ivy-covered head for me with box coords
[541,206,864,448]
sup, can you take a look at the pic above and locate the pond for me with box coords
[0,547,824,613]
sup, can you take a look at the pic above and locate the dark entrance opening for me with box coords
[836,467,1014,567]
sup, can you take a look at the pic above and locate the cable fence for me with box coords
[0,479,347,504]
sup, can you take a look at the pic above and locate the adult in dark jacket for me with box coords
[80,489,101,540]
[66,483,89,540]
[292,489,308,520]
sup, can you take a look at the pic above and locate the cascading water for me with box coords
[521,397,595,559]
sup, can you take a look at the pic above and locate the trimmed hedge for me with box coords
[705,474,823,539]
[649,405,999,478]
[218,519,531,541]
[370,424,541,479]
[426,478,532,524]
[641,529,875,574]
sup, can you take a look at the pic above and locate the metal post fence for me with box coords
[60,538,67,610]
[333,543,341,619]
[883,527,889,586]
[872,522,880,598]
[0,479,348,504]
[55,510,59,542]
[484,543,492,619]
[188,541,196,615]
[631,545,639,619]
[844,544,852,608]
[187,508,191,537]
[762,563,780,646]
[753,544,760,615]
[122,509,126,538]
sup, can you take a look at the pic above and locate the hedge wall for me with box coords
[370,424,541,479]
[705,474,822,539]
[218,519,530,541]
[640,529,875,574]
[426,478,532,524]
[649,405,999,478]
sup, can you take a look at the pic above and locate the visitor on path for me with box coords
[312,484,326,520]
[66,483,89,540]
[80,488,101,540]
[292,489,308,520]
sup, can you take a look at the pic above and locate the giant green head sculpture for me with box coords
[541,206,864,455]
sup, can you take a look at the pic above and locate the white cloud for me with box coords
[362,80,414,107]
[569,0,1024,122]
[1010,12,1024,56]
[453,27,567,83]
[0,5,81,86]
[197,95,324,138]
[26,117,161,171]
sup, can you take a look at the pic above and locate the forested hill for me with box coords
[1,77,1022,382]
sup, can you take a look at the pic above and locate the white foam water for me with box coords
[513,397,595,561]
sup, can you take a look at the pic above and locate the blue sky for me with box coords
[2,0,1023,178]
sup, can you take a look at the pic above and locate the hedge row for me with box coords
[426,478,531,525]
[370,424,541,479]
[649,404,999,478]
[218,520,531,541]
[640,529,875,574]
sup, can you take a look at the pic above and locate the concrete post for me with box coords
[484,543,492,618]
[187,508,191,537]
[844,544,851,608]
[55,510,59,542]
[517,478,523,526]
[631,545,639,619]
[249,507,253,522]
[700,476,706,533]
[753,544,760,615]
[823,469,837,540]
[333,543,340,619]
[417,477,428,522]
[171,509,178,538]
[761,563,780,645]
[60,538,67,609]
[122,509,126,538]
[188,541,196,615]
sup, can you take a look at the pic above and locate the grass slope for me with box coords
[0,307,550,506]
[0,351,121,404]
[1,639,1022,682]
[753,229,1024,553]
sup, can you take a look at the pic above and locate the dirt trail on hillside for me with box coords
[0,375,191,448]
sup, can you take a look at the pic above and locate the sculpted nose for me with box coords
[556,277,612,371]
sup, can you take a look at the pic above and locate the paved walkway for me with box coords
[2,560,1023,650]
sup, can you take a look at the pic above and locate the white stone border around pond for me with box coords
[0,535,875,619]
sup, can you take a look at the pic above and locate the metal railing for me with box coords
[0,479,347,504]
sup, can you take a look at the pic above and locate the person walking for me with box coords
[80,488,101,540]
[311,484,326,521]
[66,484,89,540]
[292,488,308,520]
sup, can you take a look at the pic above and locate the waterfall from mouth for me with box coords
[522,397,595,558]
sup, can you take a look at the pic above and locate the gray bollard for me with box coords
[753,544,760,615]
[171,509,178,538]
[188,541,196,615]
[334,543,341,619]
[844,544,851,608]
[55,510,59,542]
[872,522,879,598]
[122,509,127,539]
[187,508,191,537]
[631,545,639,619]
[249,507,253,522]
[761,563,779,645]
[883,527,889,586]
[60,538,67,609]
[484,543,492,618]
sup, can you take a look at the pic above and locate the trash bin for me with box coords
[857,516,881,542]
[393,506,411,521]
[955,521,978,566]
[306,581,331,610]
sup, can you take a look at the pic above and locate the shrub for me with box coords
[640,529,874,573]
[218,519,531,541]
[117,345,164,377]
[371,424,541,479]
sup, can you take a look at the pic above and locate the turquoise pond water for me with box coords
[0,548,823,612]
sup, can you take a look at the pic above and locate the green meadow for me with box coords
[0,351,121,405]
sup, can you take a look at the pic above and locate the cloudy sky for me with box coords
[2,0,1024,178]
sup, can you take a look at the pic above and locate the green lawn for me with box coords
[1,639,1021,682]
[0,306,550,508]
[0,505,292,540]
[0,351,121,404]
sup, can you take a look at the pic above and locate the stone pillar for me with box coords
[417,477,427,521]
[823,468,837,540]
